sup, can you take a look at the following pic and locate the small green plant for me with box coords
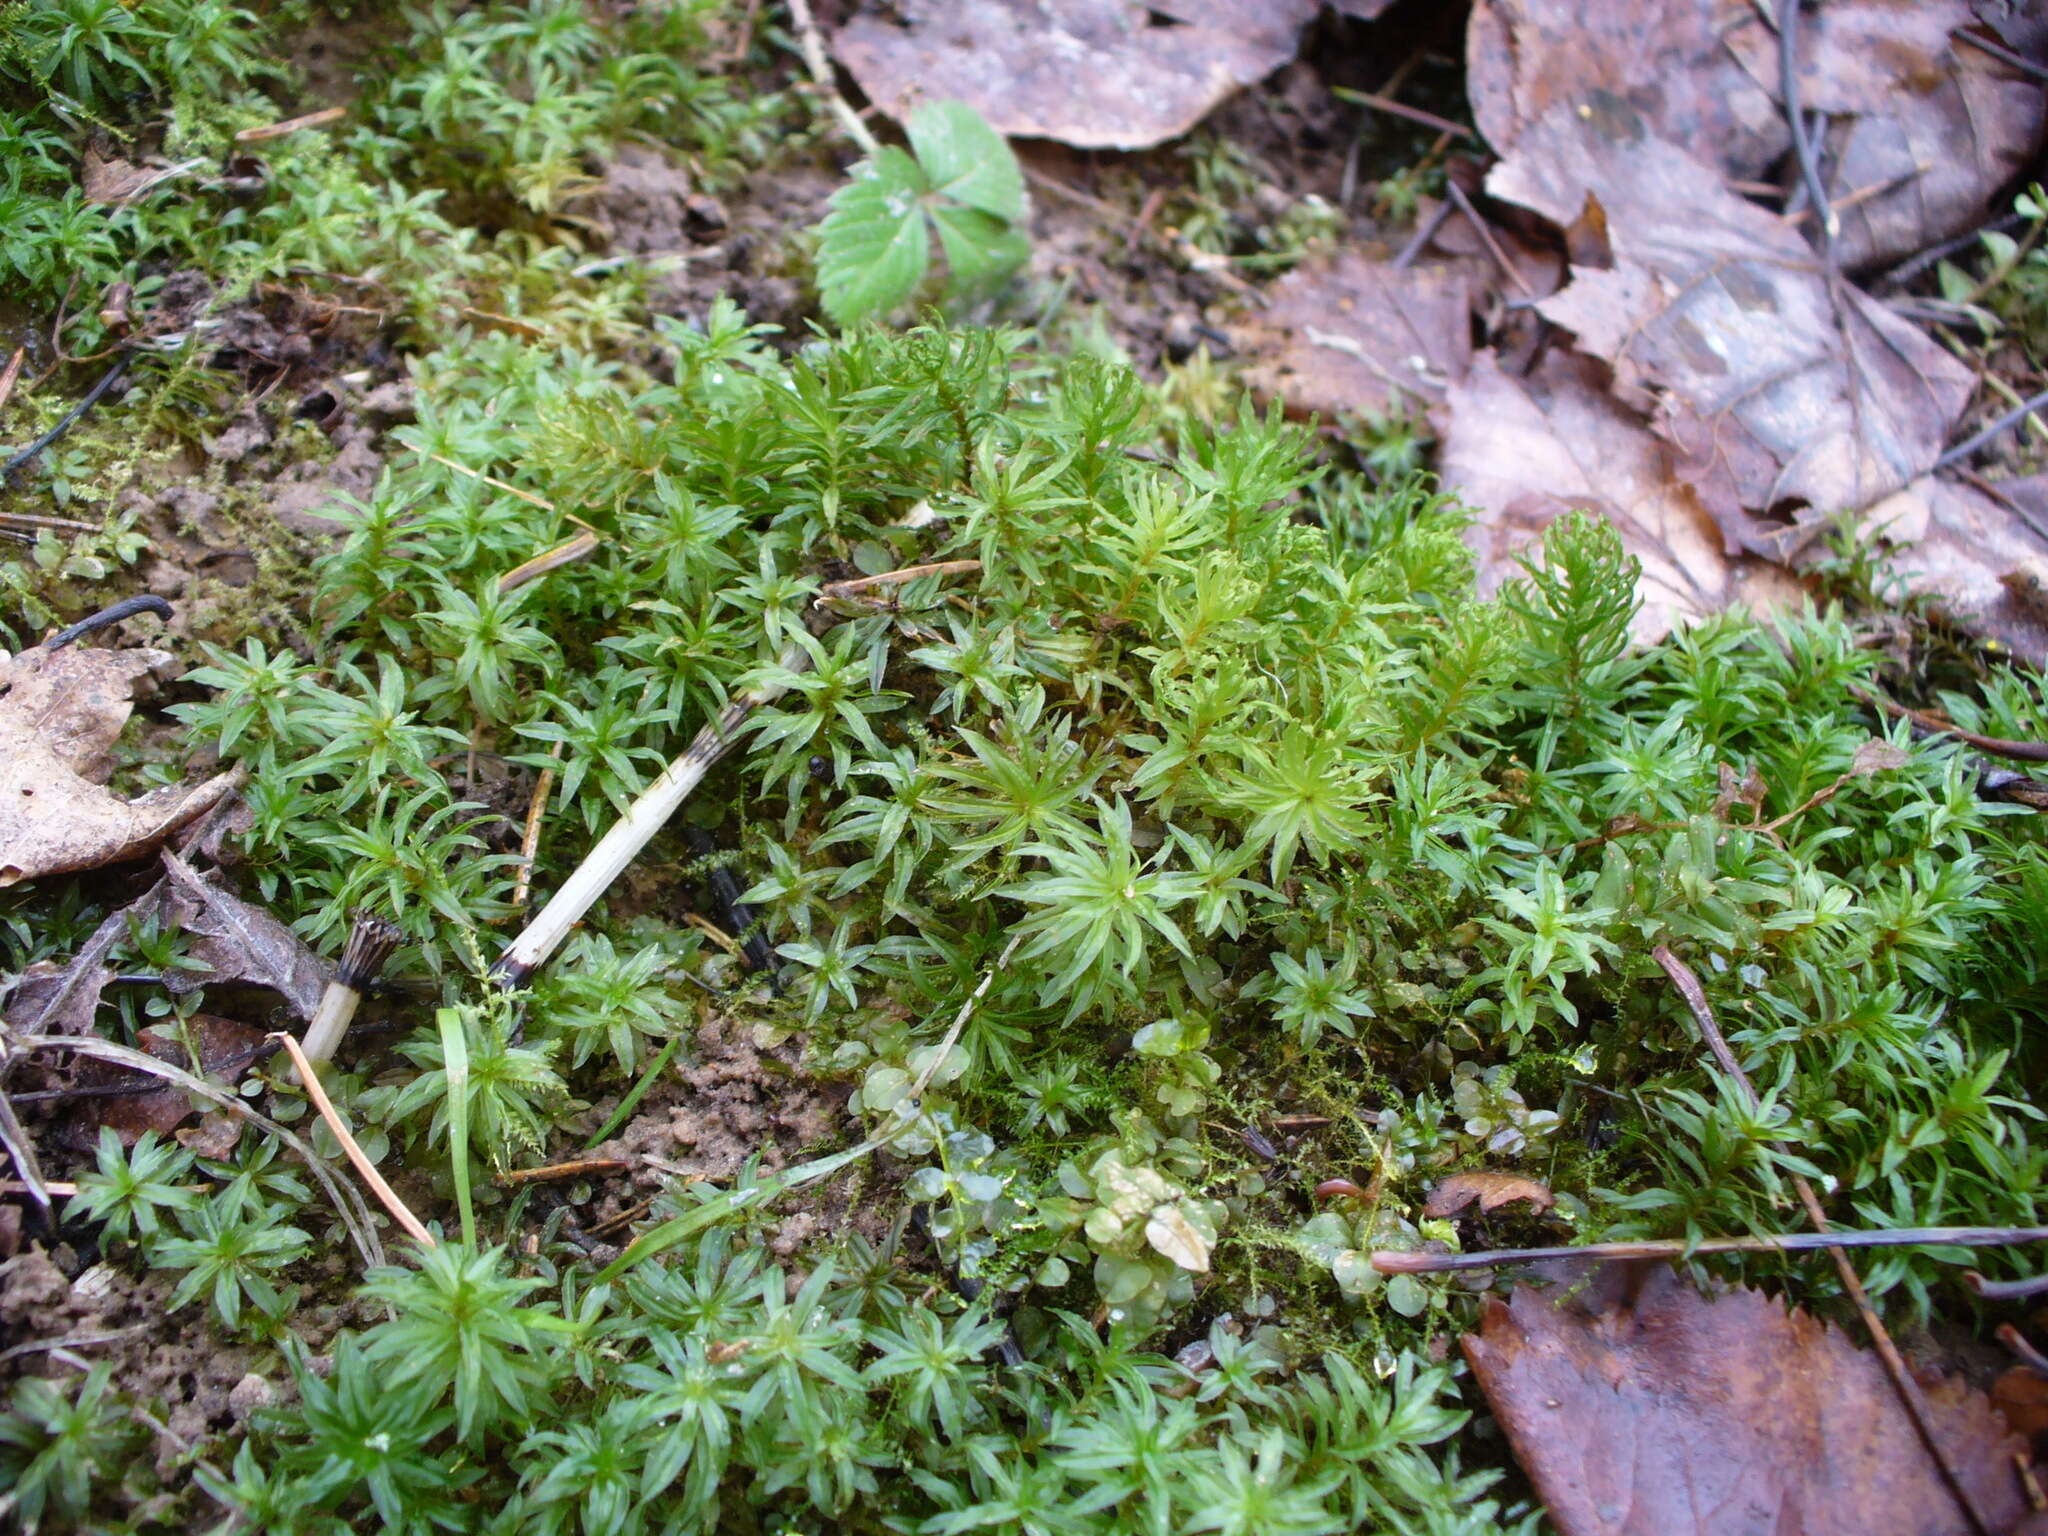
[0,1364,138,1535]
[815,99,1030,323]
[70,1127,199,1243]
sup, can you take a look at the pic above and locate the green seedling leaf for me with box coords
[906,99,1025,221]
[817,147,931,324]
[816,101,1030,323]
[438,1007,475,1250]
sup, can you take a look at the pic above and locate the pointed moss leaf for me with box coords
[817,147,931,323]
[929,202,1030,296]
[907,99,1025,221]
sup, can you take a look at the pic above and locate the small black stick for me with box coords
[2,359,129,486]
[1778,0,1837,258]
[43,595,174,650]
[1934,383,2048,471]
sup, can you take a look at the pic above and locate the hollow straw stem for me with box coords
[299,910,403,1068]
[1371,1225,2048,1275]
[492,642,811,987]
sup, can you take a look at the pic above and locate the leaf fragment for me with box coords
[1423,1171,1556,1218]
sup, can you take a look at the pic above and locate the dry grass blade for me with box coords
[271,1032,436,1250]
[15,1032,384,1268]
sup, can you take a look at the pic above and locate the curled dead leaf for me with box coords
[1423,1170,1556,1218]
[1465,1262,2038,1536]
[832,0,1321,151]
[1488,101,1973,554]
[1235,252,1473,421]
[1435,350,1807,642]
[0,644,241,887]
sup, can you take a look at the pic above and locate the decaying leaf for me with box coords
[1,902,135,1037]
[1866,476,2048,668]
[1992,1366,2048,1444]
[160,850,327,1022]
[1424,1170,1556,1218]
[1499,97,1974,552]
[832,0,1321,151]
[69,1015,269,1148]
[1711,761,1769,822]
[0,644,241,887]
[1464,1262,2040,1536]
[1468,0,2048,272]
[1235,252,1473,422]
[1850,739,1912,777]
[1436,351,1806,642]
[1489,101,1974,555]
[1467,0,1786,178]
[1145,1205,1213,1272]
[1722,0,2048,271]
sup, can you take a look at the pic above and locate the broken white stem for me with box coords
[786,0,883,158]
[298,910,403,1069]
[493,643,811,987]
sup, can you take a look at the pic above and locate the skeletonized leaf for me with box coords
[817,148,931,324]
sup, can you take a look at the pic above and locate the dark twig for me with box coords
[1875,211,2028,295]
[1442,179,1534,299]
[1850,683,2048,763]
[1778,0,1837,255]
[1934,383,2048,471]
[1999,1324,2048,1375]
[1,358,129,486]
[1373,1225,2048,1273]
[43,594,173,650]
[1392,200,1455,272]
[1957,28,2048,88]
[1331,86,1475,142]
[1652,944,1993,1536]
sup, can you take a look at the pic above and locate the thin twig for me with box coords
[1778,0,1837,251]
[271,1033,436,1249]
[1331,86,1475,141]
[1442,180,1534,299]
[1969,1270,2048,1301]
[0,510,97,533]
[786,0,883,158]
[0,348,23,414]
[1957,28,2048,87]
[1652,944,1994,1536]
[1876,211,2027,295]
[512,742,562,910]
[816,559,981,603]
[1392,200,1456,272]
[1935,383,2048,471]
[233,106,346,143]
[496,1157,630,1188]
[43,595,173,650]
[500,530,600,594]
[1850,684,2048,763]
[1,359,129,486]
[1373,1224,2048,1273]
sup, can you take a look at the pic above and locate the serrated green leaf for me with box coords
[908,99,1025,222]
[817,147,930,323]
[930,201,1030,295]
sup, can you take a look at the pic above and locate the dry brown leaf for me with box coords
[1467,0,1787,177]
[1850,739,1912,777]
[160,850,327,1023]
[832,0,1321,151]
[1722,1,2048,271]
[81,148,201,206]
[1711,761,1769,821]
[1992,1365,2048,1444]
[1489,100,1974,555]
[1436,351,1806,642]
[70,1015,269,1148]
[1235,252,1473,422]
[1468,0,2048,273]
[1868,476,2048,667]
[1465,1262,2040,1536]
[0,644,240,887]
[1423,1170,1556,1218]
